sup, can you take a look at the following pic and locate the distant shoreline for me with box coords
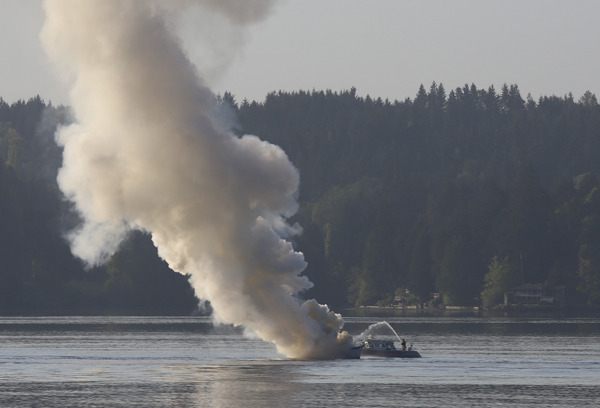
[344,306,600,318]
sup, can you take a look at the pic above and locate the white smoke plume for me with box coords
[41,0,353,359]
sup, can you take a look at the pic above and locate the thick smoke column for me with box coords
[41,0,352,359]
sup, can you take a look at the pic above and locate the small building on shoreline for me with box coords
[504,284,566,308]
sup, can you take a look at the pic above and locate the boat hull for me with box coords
[362,349,421,358]
[341,345,364,359]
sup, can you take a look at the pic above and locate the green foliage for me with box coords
[0,126,21,169]
[348,267,378,307]
[578,215,600,306]
[0,97,198,315]
[481,256,512,308]
[104,232,198,314]
[238,85,600,308]
[393,288,420,306]
[407,228,433,302]
[3,85,600,313]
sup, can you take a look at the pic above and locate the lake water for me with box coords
[1,316,599,407]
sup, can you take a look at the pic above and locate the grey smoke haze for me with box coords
[41,0,351,359]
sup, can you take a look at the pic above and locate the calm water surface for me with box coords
[1,316,599,407]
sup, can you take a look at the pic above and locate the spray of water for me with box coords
[357,321,403,343]
[41,0,352,359]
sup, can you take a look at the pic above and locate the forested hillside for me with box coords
[235,84,600,308]
[1,84,600,314]
[0,97,198,314]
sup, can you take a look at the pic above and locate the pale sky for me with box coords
[1,0,599,105]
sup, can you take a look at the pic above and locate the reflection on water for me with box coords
[1,316,599,407]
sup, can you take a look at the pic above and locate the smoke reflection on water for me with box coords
[193,363,304,408]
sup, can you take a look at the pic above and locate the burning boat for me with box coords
[342,344,364,359]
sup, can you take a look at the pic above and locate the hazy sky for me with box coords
[1,0,599,105]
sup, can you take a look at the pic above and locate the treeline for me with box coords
[234,84,600,308]
[0,97,197,314]
[1,85,600,314]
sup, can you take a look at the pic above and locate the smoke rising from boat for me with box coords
[41,0,352,359]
